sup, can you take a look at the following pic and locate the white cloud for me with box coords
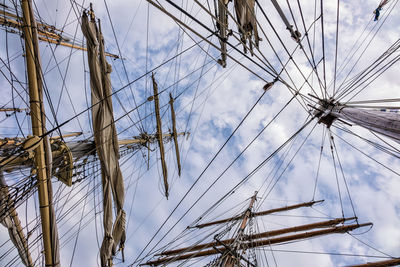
[0,0,399,266]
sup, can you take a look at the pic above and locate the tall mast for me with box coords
[315,99,400,143]
[219,191,258,267]
[169,93,182,176]
[152,73,169,198]
[20,0,59,266]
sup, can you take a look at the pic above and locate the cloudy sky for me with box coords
[1,0,400,266]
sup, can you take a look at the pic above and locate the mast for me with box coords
[218,191,257,267]
[315,100,400,142]
[20,0,59,265]
[169,93,182,176]
[152,73,169,198]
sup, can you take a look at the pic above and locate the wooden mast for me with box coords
[152,73,169,198]
[169,93,181,176]
[20,0,58,266]
[220,191,258,267]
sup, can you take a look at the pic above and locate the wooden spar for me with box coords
[347,258,400,267]
[0,107,28,112]
[20,0,58,265]
[50,132,83,139]
[37,35,119,59]
[144,223,372,266]
[1,132,184,148]
[169,93,181,176]
[0,132,186,171]
[152,73,169,198]
[193,199,324,228]
[158,216,355,257]
[220,191,258,267]
[0,9,119,58]
[118,132,185,146]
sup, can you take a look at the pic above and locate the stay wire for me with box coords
[133,117,314,265]
[334,0,399,99]
[328,129,345,218]
[103,0,146,133]
[295,0,325,99]
[312,126,327,200]
[332,0,340,96]
[330,132,358,220]
[131,88,269,265]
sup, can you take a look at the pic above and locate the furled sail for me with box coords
[81,10,126,266]
[0,172,33,267]
[216,0,229,67]
[234,0,260,54]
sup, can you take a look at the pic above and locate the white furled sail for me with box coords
[81,10,126,266]
[234,0,260,54]
[0,172,33,267]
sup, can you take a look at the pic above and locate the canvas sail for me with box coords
[0,172,33,267]
[81,11,126,266]
[234,0,260,54]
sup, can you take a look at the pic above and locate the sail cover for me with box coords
[81,12,126,266]
[331,106,400,143]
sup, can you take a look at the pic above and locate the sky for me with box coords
[0,0,400,266]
